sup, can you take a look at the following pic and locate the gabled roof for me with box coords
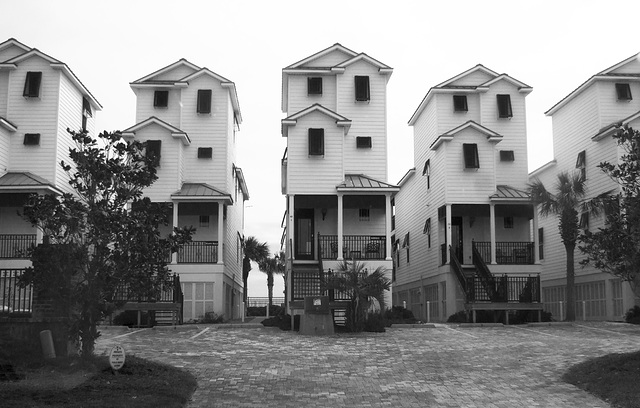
[121,116,191,145]
[0,38,31,56]
[490,185,531,202]
[284,43,358,70]
[430,121,503,150]
[528,159,557,178]
[234,166,250,200]
[0,116,17,132]
[546,52,640,116]
[332,53,393,73]
[171,182,233,204]
[397,168,416,187]
[592,110,640,141]
[281,104,351,137]
[336,174,399,193]
[0,171,62,194]
[131,59,242,123]
[409,65,531,126]
[0,41,102,111]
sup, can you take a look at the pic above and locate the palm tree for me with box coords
[242,236,269,311]
[529,171,600,321]
[323,260,391,332]
[258,251,285,315]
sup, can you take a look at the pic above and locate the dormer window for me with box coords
[615,83,632,101]
[497,94,513,118]
[23,72,42,98]
[307,77,322,95]
[197,89,212,114]
[453,95,468,112]
[154,90,169,108]
[356,136,372,148]
[463,143,479,169]
[354,76,370,102]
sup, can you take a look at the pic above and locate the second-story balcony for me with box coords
[318,234,386,260]
[176,241,218,264]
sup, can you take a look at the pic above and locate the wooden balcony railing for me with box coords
[177,241,218,264]
[290,268,353,301]
[318,234,386,260]
[0,234,36,259]
[473,241,534,265]
[466,275,540,303]
[0,269,33,316]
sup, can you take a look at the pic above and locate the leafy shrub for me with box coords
[447,310,469,323]
[112,310,152,327]
[625,305,640,324]
[261,314,299,331]
[384,306,417,323]
[363,313,387,332]
[203,312,224,324]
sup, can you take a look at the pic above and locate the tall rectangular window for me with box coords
[146,140,162,165]
[579,212,589,230]
[423,218,431,248]
[197,89,212,113]
[402,232,410,264]
[453,95,468,112]
[358,208,370,221]
[463,143,479,169]
[82,97,92,131]
[497,94,513,118]
[23,72,42,97]
[538,227,544,260]
[307,77,323,95]
[423,159,431,189]
[308,128,324,156]
[354,76,370,101]
[615,83,632,101]
[576,150,586,181]
[199,215,210,228]
[154,90,169,107]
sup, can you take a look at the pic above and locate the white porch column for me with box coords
[490,203,496,264]
[217,202,224,264]
[337,194,344,261]
[288,195,295,260]
[446,204,452,264]
[385,194,392,260]
[172,202,179,264]
[532,207,540,264]
[35,228,43,245]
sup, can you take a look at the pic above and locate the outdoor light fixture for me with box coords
[321,208,327,220]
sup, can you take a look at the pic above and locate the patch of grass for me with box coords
[0,355,197,408]
[563,350,640,408]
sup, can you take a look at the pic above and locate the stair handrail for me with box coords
[449,245,467,296]
[471,243,499,301]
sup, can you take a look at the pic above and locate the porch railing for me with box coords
[0,234,36,259]
[290,269,352,301]
[318,234,386,260]
[113,273,183,304]
[177,241,218,264]
[0,269,33,316]
[473,241,534,265]
[466,275,540,303]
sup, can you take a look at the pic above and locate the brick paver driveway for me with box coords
[96,322,640,407]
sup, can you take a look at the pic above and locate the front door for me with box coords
[451,217,463,262]
[295,209,314,260]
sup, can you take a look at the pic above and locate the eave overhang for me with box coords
[121,116,191,145]
[430,121,503,150]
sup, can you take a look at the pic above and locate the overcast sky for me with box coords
[3,0,639,298]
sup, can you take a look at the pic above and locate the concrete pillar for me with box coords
[337,194,344,261]
[385,194,392,260]
[217,202,224,264]
[446,204,452,264]
[490,203,496,264]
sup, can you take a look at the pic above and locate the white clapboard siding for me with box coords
[135,124,183,201]
[287,74,337,114]
[152,65,198,82]
[436,92,482,136]
[0,71,9,117]
[7,57,59,183]
[286,111,344,194]
[596,81,640,132]
[135,88,182,126]
[412,96,438,167]
[0,128,9,170]
[302,49,354,68]
[448,69,494,87]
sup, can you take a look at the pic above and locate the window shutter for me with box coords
[463,143,479,168]
[500,150,515,161]
[23,133,40,145]
[356,136,372,148]
[453,95,468,112]
[308,128,324,156]
[497,94,512,118]
[154,90,169,107]
[198,147,213,158]
[615,83,632,101]
[307,77,322,95]
[354,76,370,101]
[197,89,212,113]
[23,72,42,97]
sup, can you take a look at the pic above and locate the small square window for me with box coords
[356,136,372,148]
[463,143,479,169]
[358,208,370,221]
[146,140,162,164]
[497,94,513,118]
[154,90,169,107]
[307,77,323,95]
[500,150,515,161]
[504,216,514,229]
[23,133,40,145]
[197,89,212,114]
[23,72,42,97]
[199,215,210,228]
[453,95,468,112]
[308,128,324,156]
[615,83,632,101]
[198,147,213,158]
[354,76,370,101]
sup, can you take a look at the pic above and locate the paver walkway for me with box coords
[96,322,640,407]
